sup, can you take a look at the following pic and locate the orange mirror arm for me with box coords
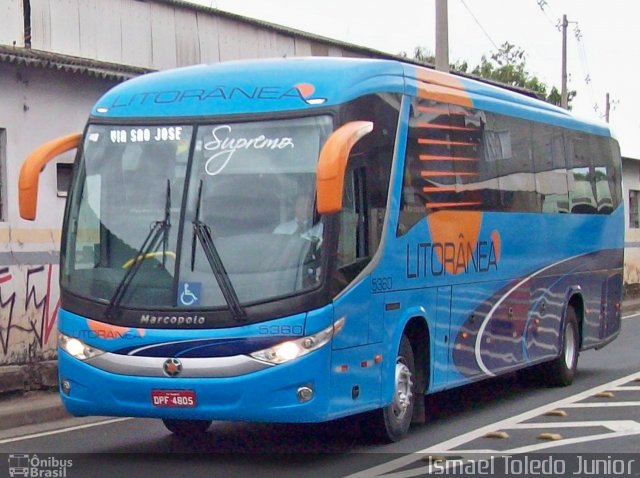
[19,133,82,220]
[316,121,373,214]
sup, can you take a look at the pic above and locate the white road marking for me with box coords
[421,370,640,453]
[562,401,640,407]
[457,429,640,455]
[0,418,131,445]
[506,420,640,432]
[345,370,640,478]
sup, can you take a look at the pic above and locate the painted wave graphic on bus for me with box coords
[451,249,623,378]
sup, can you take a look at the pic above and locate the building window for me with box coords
[56,163,74,197]
[630,190,640,228]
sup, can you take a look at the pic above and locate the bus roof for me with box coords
[91,57,611,137]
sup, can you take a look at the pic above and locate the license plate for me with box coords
[151,390,196,408]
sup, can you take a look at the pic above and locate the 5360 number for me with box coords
[371,277,393,293]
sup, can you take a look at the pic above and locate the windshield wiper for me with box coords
[104,180,171,321]
[162,179,171,268]
[191,180,246,322]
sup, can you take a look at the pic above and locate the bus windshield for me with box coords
[62,116,333,310]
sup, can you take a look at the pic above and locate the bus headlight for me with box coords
[59,333,105,361]
[250,317,345,365]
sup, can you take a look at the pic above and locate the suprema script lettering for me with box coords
[203,125,294,175]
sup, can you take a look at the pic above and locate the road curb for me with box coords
[0,361,58,395]
[0,391,70,431]
[622,299,640,315]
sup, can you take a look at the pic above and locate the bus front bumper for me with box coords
[57,345,333,423]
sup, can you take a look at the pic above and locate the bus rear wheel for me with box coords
[365,334,415,443]
[162,418,212,437]
[543,305,579,387]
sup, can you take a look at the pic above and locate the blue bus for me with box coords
[19,58,623,442]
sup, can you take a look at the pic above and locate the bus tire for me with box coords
[162,418,212,437]
[366,334,415,442]
[543,305,579,387]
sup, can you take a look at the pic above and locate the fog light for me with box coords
[60,379,71,395]
[297,386,314,403]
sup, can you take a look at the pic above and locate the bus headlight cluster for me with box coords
[59,333,105,361]
[250,317,345,365]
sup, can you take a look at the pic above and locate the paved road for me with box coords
[1,315,639,478]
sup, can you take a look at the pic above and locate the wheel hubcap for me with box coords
[391,360,413,420]
[564,322,576,369]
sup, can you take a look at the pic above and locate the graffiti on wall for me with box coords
[0,265,60,364]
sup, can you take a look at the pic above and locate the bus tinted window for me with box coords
[486,113,539,212]
[532,124,569,213]
[567,131,598,214]
[609,139,623,208]
[342,94,399,255]
[593,137,622,213]
[334,94,400,289]
[398,97,619,229]
[398,99,486,235]
[563,131,621,215]
[450,105,499,210]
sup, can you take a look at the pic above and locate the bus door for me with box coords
[329,162,387,409]
[332,165,382,349]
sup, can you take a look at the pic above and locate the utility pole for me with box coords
[561,14,568,109]
[605,93,610,123]
[435,0,449,72]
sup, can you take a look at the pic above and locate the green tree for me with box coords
[405,42,575,108]
[402,46,469,74]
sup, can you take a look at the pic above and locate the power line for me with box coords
[569,20,599,115]
[536,0,559,29]
[533,0,600,113]
[458,0,500,51]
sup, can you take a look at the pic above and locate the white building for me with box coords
[622,154,640,292]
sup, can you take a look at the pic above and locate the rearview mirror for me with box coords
[19,133,82,220]
[316,121,373,214]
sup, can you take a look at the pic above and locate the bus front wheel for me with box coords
[365,334,415,442]
[162,418,212,437]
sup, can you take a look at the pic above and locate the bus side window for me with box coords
[398,99,486,236]
[566,131,597,214]
[533,125,570,214]
[485,113,538,212]
[336,166,368,282]
[334,92,398,281]
[591,136,620,214]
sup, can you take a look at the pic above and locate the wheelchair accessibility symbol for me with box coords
[179,282,201,306]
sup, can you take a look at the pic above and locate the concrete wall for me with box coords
[0,62,118,373]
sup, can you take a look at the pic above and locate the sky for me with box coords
[186,0,640,157]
